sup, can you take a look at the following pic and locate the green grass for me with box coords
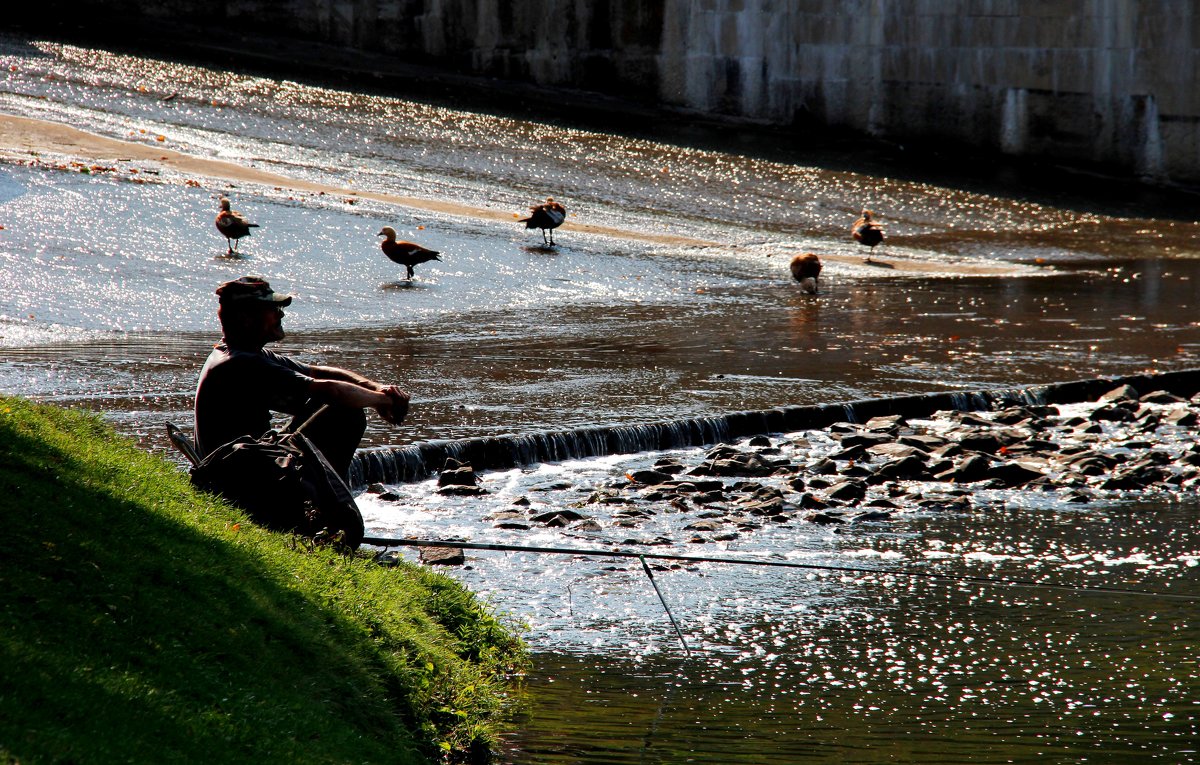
[0,395,527,764]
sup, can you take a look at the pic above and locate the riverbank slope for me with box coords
[0,395,526,763]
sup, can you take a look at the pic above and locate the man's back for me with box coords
[194,343,313,457]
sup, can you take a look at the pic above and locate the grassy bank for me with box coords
[0,395,526,764]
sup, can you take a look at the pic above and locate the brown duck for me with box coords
[215,196,258,255]
[378,226,441,280]
[852,209,885,263]
[789,253,823,294]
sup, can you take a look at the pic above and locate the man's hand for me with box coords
[376,386,410,425]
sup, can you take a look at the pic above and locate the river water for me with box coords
[1,32,1198,763]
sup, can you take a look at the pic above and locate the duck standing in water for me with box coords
[215,196,259,255]
[378,226,441,280]
[852,209,885,263]
[789,253,823,294]
[519,197,566,246]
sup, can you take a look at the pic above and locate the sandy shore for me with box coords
[0,113,1021,275]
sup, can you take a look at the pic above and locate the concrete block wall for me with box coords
[77,0,1200,185]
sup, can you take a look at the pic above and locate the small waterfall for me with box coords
[350,368,1200,489]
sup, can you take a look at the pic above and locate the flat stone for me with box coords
[419,546,465,566]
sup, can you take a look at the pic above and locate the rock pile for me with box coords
[366,385,1200,551]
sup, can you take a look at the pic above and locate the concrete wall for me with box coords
[113,0,1200,185]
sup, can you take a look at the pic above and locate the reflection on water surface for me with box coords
[1,31,1198,763]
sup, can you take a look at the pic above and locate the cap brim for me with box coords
[220,292,293,307]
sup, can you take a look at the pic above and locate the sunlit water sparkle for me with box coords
[1,31,1198,763]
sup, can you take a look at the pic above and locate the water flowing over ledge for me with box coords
[349,368,1200,489]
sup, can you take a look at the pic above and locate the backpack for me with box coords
[169,417,364,549]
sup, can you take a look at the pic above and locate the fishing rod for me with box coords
[363,536,1199,602]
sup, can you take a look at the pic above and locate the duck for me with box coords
[519,197,566,246]
[789,253,823,294]
[378,226,441,280]
[852,209,885,262]
[214,196,258,255]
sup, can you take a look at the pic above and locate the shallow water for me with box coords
[1,32,1199,762]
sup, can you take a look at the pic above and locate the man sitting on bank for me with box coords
[194,275,408,484]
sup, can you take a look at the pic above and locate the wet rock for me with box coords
[874,455,932,481]
[419,546,465,566]
[807,476,833,489]
[698,452,777,477]
[489,511,526,522]
[840,464,873,478]
[438,459,479,487]
[867,443,929,461]
[899,434,950,452]
[1089,404,1138,423]
[652,458,687,474]
[917,495,972,512]
[366,482,388,494]
[827,480,867,502]
[798,493,828,509]
[993,407,1036,425]
[511,496,531,507]
[693,490,725,505]
[853,510,893,522]
[530,480,574,492]
[810,458,839,475]
[741,497,786,516]
[958,431,1005,454]
[627,468,676,485]
[864,414,906,432]
[1163,406,1199,426]
[685,519,725,532]
[805,512,845,525]
[712,532,740,542]
[1098,384,1140,404]
[640,488,675,501]
[748,435,772,447]
[949,454,992,482]
[929,443,964,460]
[676,478,725,492]
[1061,453,1117,476]
[494,522,531,530]
[787,476,806,492]
[926,458,954,476]
[1004,438,1058,455]
[571,519,603,532]
[667,498,691,513]
[614,508,655,519]
[438,484,488,496]
[837,432,892,449]
[986,461,1045,488]
[374,490,402,502]
[948,411,995,428]
[532,509,588,524]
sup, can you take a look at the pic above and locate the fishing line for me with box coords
[638,554,691,658]
[362,536,1199,602]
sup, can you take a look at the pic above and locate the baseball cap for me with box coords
[215,276,293,307]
